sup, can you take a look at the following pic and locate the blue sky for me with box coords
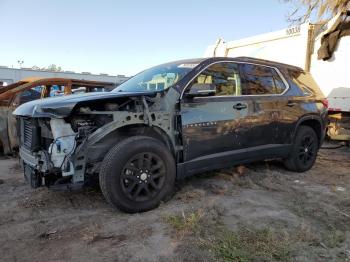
[0,0,294,76]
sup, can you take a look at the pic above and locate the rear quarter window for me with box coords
[287,69,324,98]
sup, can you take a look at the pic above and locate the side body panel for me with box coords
[177,59,327,178]
[178,61,297,177]
[181,96,280,161]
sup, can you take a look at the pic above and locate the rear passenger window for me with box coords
[240,64,286,95]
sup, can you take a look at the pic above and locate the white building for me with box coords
[0,66,129,86]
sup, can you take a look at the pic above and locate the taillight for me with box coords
[321,99,328,109]
[328,108,341,112]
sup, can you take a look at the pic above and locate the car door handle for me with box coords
[232,103,247,110]
[287,101,298,107]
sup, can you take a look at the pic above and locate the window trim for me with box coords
[180,60,290,100]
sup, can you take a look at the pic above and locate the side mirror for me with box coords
[187,83,216,97]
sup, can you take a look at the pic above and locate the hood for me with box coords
[13,91,157,118]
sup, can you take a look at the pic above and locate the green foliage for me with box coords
[164,210,203,236]
[323,229,346,248]
[45,64,62,72]
[212,227,292,262]
[31,64,63,72]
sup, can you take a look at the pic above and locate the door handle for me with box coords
[287,101,297,107]
[233,103,247,110]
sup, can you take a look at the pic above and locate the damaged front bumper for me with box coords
[19,146,50,171]
[19,118,84,189]
[20,145,84,189]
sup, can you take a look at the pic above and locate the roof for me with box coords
[208,57,304,71]
[161,57,304,71]
[22,77,114,87]
[0,80,32,94]
[0,77,55,94]
[0,78,115,95]
[235,57,304,71]
[158,58,207,67]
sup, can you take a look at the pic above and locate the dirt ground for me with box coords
[0,143,349,262]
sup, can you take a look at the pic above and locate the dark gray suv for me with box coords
[14,57,328,213]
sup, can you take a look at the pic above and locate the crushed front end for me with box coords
[14,90,178,190]
[18,117,91,189]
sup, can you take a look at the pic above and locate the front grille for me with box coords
[23,119,33,148]
[20,118,41,150]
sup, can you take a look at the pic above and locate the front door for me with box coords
[181,95,254,161]
[180,61,283,174]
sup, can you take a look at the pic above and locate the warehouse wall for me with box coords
[0,67,129,86]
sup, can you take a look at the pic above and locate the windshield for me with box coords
[113,62,198,93]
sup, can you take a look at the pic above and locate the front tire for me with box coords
[284,126,319,172]
[99,136,175,213]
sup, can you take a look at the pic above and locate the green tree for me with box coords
[45,64,62,72]
[31,65,41,70]
[31,64,63,72]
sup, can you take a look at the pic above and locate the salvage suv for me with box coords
[14,57,327,213]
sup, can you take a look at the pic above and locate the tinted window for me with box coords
[288,69,323,97]
[241,64,286,95]
[187,62,241,96]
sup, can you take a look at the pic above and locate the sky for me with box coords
[0,0,295,76]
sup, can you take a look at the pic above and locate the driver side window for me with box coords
[186,62,241,96]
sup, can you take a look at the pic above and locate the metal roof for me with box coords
[0,77,115,96]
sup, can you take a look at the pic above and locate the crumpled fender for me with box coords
[13,91,158,118]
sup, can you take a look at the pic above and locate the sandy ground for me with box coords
[0,144,349,262]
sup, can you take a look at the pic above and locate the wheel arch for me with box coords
[85,123,175,163]
[294,115,324,147]
[113,124,175,154]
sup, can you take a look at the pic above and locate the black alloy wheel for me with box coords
[297,135,316,166]
[121,152,166,202]
[99,136,175,213]
[284,126,319,172]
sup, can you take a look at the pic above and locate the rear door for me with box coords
[273,69,325,144]
[238,63,289,147]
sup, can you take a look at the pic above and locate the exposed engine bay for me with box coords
[17,93,177,189]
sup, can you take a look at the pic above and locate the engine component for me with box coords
[49,119,76,174]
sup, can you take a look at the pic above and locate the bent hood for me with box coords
[13,91,157,118]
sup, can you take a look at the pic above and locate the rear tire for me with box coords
[284,126,319,172]
[99,136,175,213]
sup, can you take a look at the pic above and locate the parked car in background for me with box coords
[0,78,115,154]
[14,57,327,213]
[0,78,39,94]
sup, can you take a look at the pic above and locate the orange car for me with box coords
[0,78,115,154]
